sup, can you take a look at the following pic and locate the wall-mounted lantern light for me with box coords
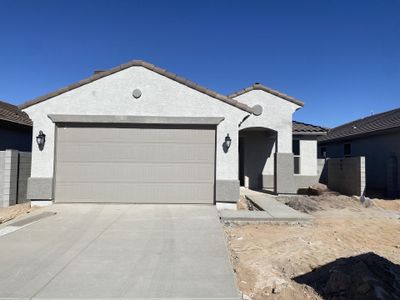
[225,134,232,149]
[36,131,46,151]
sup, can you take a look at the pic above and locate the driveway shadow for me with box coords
[293,252,400,300]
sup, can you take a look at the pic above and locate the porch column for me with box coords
[274,152,296,194]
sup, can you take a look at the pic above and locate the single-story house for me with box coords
[318,107,400,198]
[20,60,326,205]
[0,100,32,151]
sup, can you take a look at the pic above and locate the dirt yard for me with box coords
[0,202,37,224]
[225,192,400,300]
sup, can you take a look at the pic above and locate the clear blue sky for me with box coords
[1,0,399,127]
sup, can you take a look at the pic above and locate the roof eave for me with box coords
[19,60,255,114]
[318,126,400,144]
[229,83,305,107]
[293,131,327,136]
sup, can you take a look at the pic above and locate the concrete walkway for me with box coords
[0,204,239,300]
[220,190,312,223]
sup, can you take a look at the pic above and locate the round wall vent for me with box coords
[252,104,263,116]
[132,89,142,99]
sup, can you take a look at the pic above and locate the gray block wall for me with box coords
[18,152,32,203]
[327,157,366,196]
[319,130,400,197]
[318,158,328,184]
[0,151,4,206]
[0,150,31,207]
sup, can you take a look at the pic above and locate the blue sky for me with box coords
[1,0,399,127]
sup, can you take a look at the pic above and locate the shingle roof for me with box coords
[0,100,32,126]
[293,121,328,135]
[229,83,305,107]
[19,60,254,113]
[319,107,400,143]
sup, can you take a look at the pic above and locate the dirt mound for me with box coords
[0,203,36,224]
[227,190,400,300]
[294,252,400,300]
[371,199,400,211]
[276,194,362,214]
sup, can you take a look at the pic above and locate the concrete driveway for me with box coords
[0,204,239,299]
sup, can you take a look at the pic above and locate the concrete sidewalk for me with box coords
[0,204,239,300]
[220,190,312,223]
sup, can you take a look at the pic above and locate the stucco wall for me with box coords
[298,138,318,175]
[233,90,300,153]
[319,130,400,196]
[24,66,248,182]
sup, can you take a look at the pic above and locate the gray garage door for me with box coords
[54,125,216,203]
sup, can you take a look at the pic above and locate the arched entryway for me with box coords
[239,127,277,191]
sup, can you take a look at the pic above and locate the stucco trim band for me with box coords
[216,180,240,203]
[27,177,53,200]
[48,115,225,125]
[274,153,297,194]
[293,175,320,190]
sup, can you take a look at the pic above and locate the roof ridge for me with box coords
[319,107,400,142]
[327,107,400,132]
[293,120,329,130]
[228,83,304,107]
[19,59,255,114]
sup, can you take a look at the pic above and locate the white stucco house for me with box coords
[19,60,326,205]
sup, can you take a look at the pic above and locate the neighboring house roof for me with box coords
[229,83,305,107]
[0,100,32,127]
[19,60,254,113]
[319,107,400,143]
[293,120,328,135]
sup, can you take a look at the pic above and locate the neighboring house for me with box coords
[20,60,325,205]
[0,100,32,207]
[318,108,400,198]
[0,100,32,151]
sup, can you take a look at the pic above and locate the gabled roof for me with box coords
[293,120,328,135]
[229,83,305,107]
[319,107,400,143]
[19,60,254,113]
[0,100,32,127]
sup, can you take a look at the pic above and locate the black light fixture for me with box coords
[36,130,46,151]
[225,134,232,149]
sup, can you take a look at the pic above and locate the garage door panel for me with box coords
[55,182,214,203]
[57,127,215,144]
[55,126,215,203]
[57,143,214,163]
[56,162,214,183]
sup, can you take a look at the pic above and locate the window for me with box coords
[320,147,327,158]
[344,143,351,157]
[293,140,300,174]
